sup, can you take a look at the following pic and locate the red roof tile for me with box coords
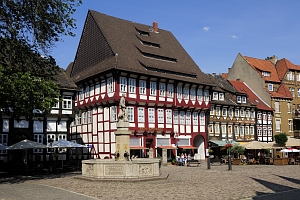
[229,80,273,111]
[275,58,300,81]
[244,56,280,83]
[271,83,292,99]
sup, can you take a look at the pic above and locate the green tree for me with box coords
[0,0,81,120]
[231,145,245,158]
[274,133,288,147]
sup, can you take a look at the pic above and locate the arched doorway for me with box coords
[193,134,205,160]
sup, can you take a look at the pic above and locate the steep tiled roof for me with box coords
[55,68,78,90]
[269,84,292,99]
[229,80,273,111]
[275,58,300,81]
[243,56,280,83]
[69,10,214,86]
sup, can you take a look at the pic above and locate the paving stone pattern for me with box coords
[2,165,300,200]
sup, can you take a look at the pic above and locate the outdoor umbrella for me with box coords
[7,139,48,173]
[48,139,86,170]
[241,141,268,150]
[280,148,300,153]
[285,138,300,147]
[0,143,8,150]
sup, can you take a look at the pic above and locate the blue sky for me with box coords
[51,0,300,74]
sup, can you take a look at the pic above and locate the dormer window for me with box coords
[242,96,246,103]
[262,71,270,77]
[268,83,273,91]
[213,92,218,100]
[237,96,241,103]
[219,93,224,101]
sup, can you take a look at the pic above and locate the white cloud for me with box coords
[203,27,210,31]
[230,35,240,39]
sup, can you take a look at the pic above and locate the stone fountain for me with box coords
[81,95,161,180]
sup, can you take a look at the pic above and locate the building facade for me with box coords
[68,10,214,160]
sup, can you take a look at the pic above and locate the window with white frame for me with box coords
[183,86,189,99]
[234,125,239,135]
[262,71,270,77]
[166,109,172,123]
[204,90,210,101]
[298,89,300,97]
[148,108,155,123]
[213,92,218,100]
[173,110,178,124]
[250,126,254,135]
[197,89,203,102]
[167,84,174,98]
[242,96,246,103]
[150,82,156,96]
[107,77,114,93]
[240,109,245,117]
[245,110,250,118]
[292,88,295,97]
[87,110,92,123]
[235,109,239,117]
[33,134,43,153]
[139,80,146,95]
[85,85,90,98]
[190,88,196,100]
[111,106,117,122]
[257,112,262,119]
[186,112,191,125]
[75,112,81,125]
[95,83,100,95]
[268,112,272,120]
[221,125,227,134]
[47,134,56,153]
[177,86,182,99]
[214,124,220,133]
[268,127,272,136]
[127,107,134,122]
[222,108,227,116]
[275,119,280,132]
[129,78,136,93]
[180,111,185,124]
[208,124,213,133]
[263,127,267,136]
[79,89,84,100]
[219,93,224,101]
[288,120,293,132]
[63,96,72,109]
[257,127,262,136]
[158,109,164,123]
[275,101,280,113]
[216,107,220,116]
[89,85,94,96]
[138,107,144,122]
[228,125,232,135]
[251,110,255,118]
[210,106,214,115]
[52,96,59,108]
[237,96,241,103]
[268,83,273,91]
[82,111,87,124]
[0,134,8,154]
[240,126,244,135]
[120,77,127,92]
[245,126,249,135]
[200,112,205,125]
[229,108,233,117]
[193,112,198,125]
[159,83,166,97]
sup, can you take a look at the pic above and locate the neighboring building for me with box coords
[67,10,214,160]
[208,74,255,148]
[229,80,274,142]
[227,54,292,137]
[0,68,78,167]
[275,58,300,138]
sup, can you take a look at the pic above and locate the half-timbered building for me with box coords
[67,10,214,160]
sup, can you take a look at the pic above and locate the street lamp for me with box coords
[226,139,233,171]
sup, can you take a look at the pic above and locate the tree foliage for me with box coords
[0,0,82,120]
[274,133,288,147]
[231,145,245,158]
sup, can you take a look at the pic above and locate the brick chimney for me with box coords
[153,22,158,32]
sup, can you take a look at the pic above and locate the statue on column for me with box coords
[118,94,128,122]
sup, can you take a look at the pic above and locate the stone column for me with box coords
[162,148,167,166]
[114,121,131,161]
[149,148,154,158]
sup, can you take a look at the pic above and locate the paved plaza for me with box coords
[1,164,300,200]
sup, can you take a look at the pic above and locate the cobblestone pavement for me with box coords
[1,164,300,200]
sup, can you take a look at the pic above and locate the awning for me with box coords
[178,146,198,149]
[157,146,177,149]
[209,140,238,147]
[130,146,148,150]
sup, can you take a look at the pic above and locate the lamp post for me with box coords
[226,139,232,171]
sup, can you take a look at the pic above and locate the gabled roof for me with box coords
[275,58,300,81]
[229,80,273,111]
[69,10,213,86]
[269,83,292,99]
[55,68,78,90]
[243,56,280,83]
